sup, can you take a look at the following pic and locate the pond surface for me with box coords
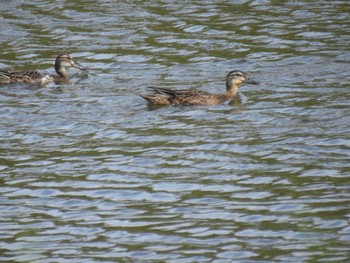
[1,0,350,262]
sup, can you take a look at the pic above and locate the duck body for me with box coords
[141,70,259,106]
[141,87,233,106]
[0,70,57,85]
[0,54,85,85]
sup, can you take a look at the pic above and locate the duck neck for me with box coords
[226,82,239,97]
[55,63,69,79]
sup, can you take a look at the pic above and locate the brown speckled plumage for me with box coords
[0,54,85,85]
[141,70,259,106]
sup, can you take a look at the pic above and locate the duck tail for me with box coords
[0,70,11,83]
[146,86,177,96]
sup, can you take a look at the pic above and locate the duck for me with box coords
[0,54,86,85]
[140,70,259,106]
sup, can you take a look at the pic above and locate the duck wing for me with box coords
[0,69,46,84]
[146,86,209,97]
[142,86,230,106]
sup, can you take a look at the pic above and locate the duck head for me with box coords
[55,54,85,78]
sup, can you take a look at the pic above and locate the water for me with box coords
[1,1,350,262]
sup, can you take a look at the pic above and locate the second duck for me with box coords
[0,54,86,85]
[141,70,259,106]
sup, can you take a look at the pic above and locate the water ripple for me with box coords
[1,0,350,262]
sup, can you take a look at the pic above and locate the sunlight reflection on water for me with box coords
[1,0,350,262]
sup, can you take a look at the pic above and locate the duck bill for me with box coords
[72,61,86,71]
[245,78,259,85]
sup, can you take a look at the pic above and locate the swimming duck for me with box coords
[140,70,259,106]
[0,54,85,85]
